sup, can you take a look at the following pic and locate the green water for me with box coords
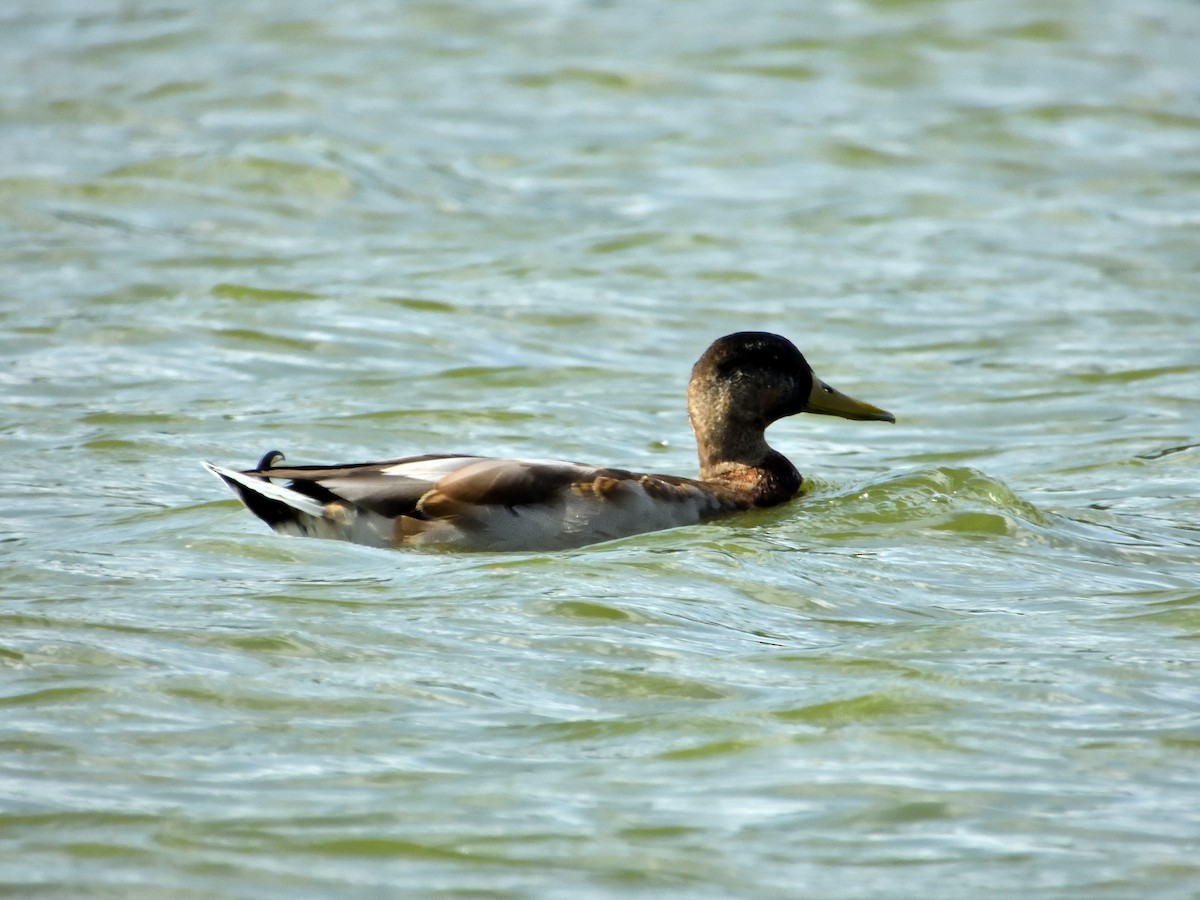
[3,0,1199,896]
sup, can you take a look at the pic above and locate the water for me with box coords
[3,0,1199,896]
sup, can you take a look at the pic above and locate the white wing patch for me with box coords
[378,456,487,480]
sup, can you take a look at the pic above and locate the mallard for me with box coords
[204,331,894,551]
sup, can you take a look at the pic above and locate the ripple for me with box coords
[803,465,1051,537]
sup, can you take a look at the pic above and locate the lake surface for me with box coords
[3,0,1199,896]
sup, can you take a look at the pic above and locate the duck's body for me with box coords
[205,332,894,551]
[205,453,745,551]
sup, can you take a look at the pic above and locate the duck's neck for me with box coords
[693,422,802,508]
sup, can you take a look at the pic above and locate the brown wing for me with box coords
[417,459,591,521]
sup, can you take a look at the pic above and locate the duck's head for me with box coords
[687,331,894,470]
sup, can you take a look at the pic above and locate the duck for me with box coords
[203,331,894,551]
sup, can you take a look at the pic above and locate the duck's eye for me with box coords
[822,384,834,394]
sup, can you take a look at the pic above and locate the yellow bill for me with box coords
[805,378,895,423]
